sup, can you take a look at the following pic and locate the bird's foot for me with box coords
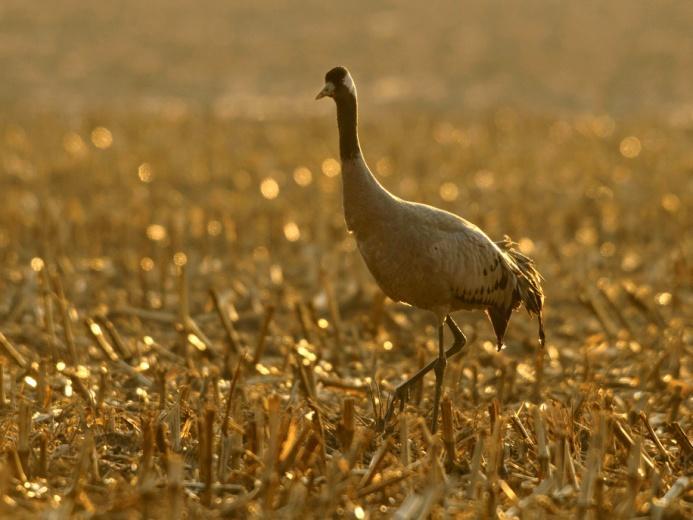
[380,386,410,431]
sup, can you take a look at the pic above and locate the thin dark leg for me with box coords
[430,323,446,432]
[381,315,467,429]
[445,315,466,347]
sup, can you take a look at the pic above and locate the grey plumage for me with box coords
[349,181,545,348]
[317,66,545,431]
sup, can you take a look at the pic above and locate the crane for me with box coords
[316,66,545,432]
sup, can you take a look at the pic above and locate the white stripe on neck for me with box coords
[343,74,356,96]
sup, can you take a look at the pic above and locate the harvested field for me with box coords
[0,110,690,518]
[0,1,691,518]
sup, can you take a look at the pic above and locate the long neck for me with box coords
[336,94,361,160]
[334,94,394,232]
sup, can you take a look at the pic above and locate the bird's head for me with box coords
[315,66,356,101]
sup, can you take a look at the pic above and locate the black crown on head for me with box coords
[325,66,349,85]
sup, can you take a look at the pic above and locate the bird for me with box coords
[316,66,545,433]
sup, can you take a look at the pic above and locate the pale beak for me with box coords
[315,83,334,100]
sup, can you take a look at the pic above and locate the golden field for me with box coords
[0,1,691,518]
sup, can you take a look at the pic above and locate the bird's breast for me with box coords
[355,227,452,310]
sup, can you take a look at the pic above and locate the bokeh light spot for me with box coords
[439,181,459,201]
[146,224,167,241]
[518,238,535,255]
[283,221,301,242]
[474,169,495,190]
[138,162,154,183]
[321,158,341,177]
[30,257,45,272]
[91,127,113,149]
[140,257,154,271]
[260,177,280,199]
[619,136,641,158]
[63,132,87,158]
[293,167,313,186]
[207,220,222,236]
[173,252,187,266]
[661,193,680,213]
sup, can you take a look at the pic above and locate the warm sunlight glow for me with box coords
[30,257,44,272]
[173,252,187,266]
[321,158,340,177]
[283,221,301,241]
[91,126,113,149]
[138,162,154,182]
[146,224,167,241]
[260,177,280,199]
[293,166,313,186]
[439,181,459,201]
[619,136,641,158]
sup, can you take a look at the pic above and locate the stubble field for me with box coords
[0,107,690,518]
[0,1,691,518]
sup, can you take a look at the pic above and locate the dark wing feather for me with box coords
[432,221,517,310]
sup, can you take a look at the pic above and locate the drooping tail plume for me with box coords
[497,236,546,346]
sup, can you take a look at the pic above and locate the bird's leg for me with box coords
[430,323,446,433]
[381,315,467,430]
[444,315,467,356]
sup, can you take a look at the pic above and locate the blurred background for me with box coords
[0,0,690,325]
[2,0,693,119]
